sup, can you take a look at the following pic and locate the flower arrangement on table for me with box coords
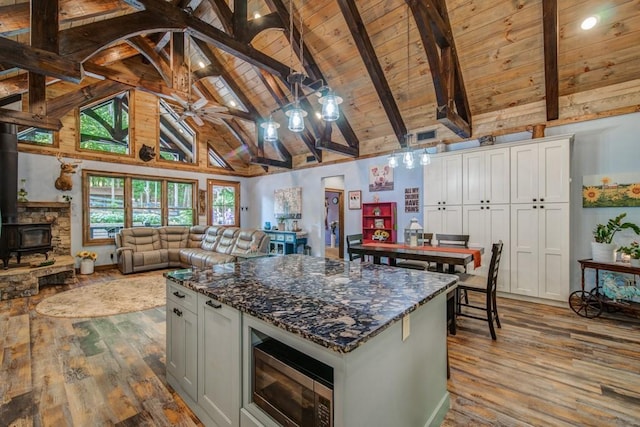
[76,251,98,261]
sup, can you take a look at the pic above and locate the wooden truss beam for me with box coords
[0,108,62,130]
[46,80,132,119]
[542,0,559,120]
[336,0,407,147]
[125,36,173,87]
[0,37,82,83]
[28,0,59,117]
[408,0,471,138]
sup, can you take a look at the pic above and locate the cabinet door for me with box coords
[441,205,463,235]
[198,295,241,427]
[487,205,510,292]
[510,144,539,204]
[167,299,198,401]
[538,139,570,203]
[443,154,463,205]
[538,203,569,301]
[510,204,539,297]
[484,148,510,204]
[423,206,443,234]
[462,152,485,205]
[424,157,444,206]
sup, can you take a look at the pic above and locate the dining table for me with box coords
[347,242,484,274]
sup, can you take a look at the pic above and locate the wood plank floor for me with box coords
[1,268,639,426]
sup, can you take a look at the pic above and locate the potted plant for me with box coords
[76,250,98,274]
[277,216,286,231]
[592,213,640,263]
[619,241,640,267]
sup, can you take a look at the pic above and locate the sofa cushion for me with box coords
[232,229,269,254]
[215,227,240,254]
[133,249,168,268]
[159,226,189,263]
[200,226,224,251]
[187,225,208,248]
[120,227,162,251]
[185,249,236,269]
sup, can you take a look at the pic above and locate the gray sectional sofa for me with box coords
[114,225,270,274]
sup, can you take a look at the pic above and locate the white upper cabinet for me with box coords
[510,138,570,204]
[424,154,463,206]
[462,147,510,205]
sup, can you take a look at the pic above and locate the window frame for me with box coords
[76,90,134,159]
[207,179,240,227]
[82,169,197,245]
[17,127,59,147]
[157,98,198,165]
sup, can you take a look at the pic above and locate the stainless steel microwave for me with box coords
[253,339,333,427]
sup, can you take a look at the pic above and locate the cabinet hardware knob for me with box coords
[487,206,490,209]
[486,200,490,203]
[540,198,544,202]
[172,291,185,299]
[438,201,441,205]
[480,207,484,210]
[533,198,537,202]
[173,308,183,317]
[540,205,544,209]
[443,207,446,210]
[533,205,537,209]
[206,300,222,309]
[443,201,446,205]
[480,200,484,203]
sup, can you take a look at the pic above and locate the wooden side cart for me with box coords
[569,259,640,318]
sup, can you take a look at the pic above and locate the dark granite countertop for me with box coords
[165,255,457,353]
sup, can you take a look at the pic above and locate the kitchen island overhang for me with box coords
[166,255,457,427]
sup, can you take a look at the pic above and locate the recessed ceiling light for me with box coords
[198,61,205,69]
[229,100,237,107]
[581,16,598,30]
[254,12,261,19]
[315,112,322,119]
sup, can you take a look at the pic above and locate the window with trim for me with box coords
[79,91,130,155]
[18,127,57,146]
[158,99,197,164]
[84,170,196,244]
[208,144,232,170]
[208,179,240,227]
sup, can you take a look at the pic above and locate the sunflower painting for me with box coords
[583,173,640,207]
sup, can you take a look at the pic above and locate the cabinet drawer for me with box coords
[285,234,295,243]
[167,282,198,313]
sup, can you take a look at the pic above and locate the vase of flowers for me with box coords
[76,251,98,274]
[619,242,640,267]
[592,213,640,263]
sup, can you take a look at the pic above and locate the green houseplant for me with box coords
[592,213,640,262]
[619,241,640,267]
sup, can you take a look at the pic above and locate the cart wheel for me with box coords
[569,290,603,318]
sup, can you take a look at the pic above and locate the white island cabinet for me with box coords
[165,256,456,427]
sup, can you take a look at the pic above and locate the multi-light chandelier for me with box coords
[388,3,431,170]
[261,0,343,142]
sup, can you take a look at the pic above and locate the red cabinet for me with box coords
[362,202,397,243]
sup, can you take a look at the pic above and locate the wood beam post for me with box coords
[542,0,559,120]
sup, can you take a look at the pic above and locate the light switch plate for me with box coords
[402,314,410,341]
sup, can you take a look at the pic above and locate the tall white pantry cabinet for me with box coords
[423,134,572,302]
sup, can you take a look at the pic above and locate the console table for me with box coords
[264,230,307,255]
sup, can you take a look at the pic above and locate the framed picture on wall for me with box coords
[198,189,206,215]
[348,190,362,210]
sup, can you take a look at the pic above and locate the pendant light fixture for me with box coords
[261,0,343,141]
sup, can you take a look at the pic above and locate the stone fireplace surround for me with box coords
[0,201,75,300]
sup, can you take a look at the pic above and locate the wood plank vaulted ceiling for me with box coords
[1,0,639,176]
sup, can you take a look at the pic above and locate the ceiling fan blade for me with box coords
[193,115,205,126]
[201,105,229,113]
[201,111,235,120]
[171,93,189,108]
[192,98,208,110]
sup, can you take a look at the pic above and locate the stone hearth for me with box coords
[0,255,76,300]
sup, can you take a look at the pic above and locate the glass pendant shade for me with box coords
[419,149,431,166]
[261,118,280,142]
[286,104,307,132]
[402,150,415,167]
[388,152,398,168]
[319,91,343,121]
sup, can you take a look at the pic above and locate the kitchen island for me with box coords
[165,255,457,427]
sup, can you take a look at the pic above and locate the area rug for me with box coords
[36,273,166,318]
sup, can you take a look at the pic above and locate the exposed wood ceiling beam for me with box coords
[336,0,407,147]
[0,108,62,130]
[46,80,132,119]
[125,36,173,87]
[0,37,82,83]
[0,74,60,99]
[542,0,559,121]
[0,1,132,37]
[29,0,59,117]
[204,0,234,34]
[408,0,471,138]
[264,0,359,156]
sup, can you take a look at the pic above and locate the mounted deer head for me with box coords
[54,153,82,191]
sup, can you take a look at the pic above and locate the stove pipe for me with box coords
[0,123,18,224]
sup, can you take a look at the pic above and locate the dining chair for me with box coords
[346,233,365,261]
[435,233,471,276]
[455,241,504,340]
[395,233,434,270]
